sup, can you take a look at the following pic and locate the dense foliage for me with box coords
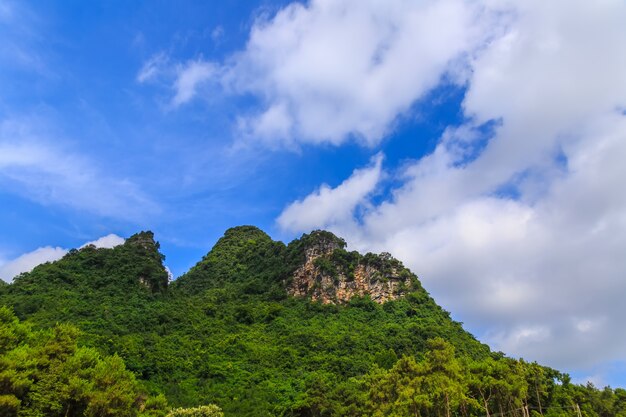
[0,306,157,417]
[0,226,623,416]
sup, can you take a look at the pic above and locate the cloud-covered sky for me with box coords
[1,0,625,387]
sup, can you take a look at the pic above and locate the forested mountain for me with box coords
[0,227,624,417]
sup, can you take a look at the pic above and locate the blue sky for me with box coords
[2,0,626,388]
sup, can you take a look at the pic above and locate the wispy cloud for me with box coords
[137,53,218,108]
[0,118,159,221]
[210,26,224,43]
[171,59,216,107]
[136,52,169,83]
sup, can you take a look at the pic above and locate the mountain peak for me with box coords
[298,230,347,257]
[222,225,269,238]
[173,226,284,293]
[125,231,158,250]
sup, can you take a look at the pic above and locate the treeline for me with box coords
[299,337,626,417]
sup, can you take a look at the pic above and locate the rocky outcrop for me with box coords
[123,231,169,293]
[126,231,159,251]
[287,231,415,304]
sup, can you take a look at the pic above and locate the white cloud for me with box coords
[137,52,168,83]
[277,154,383,232]
[0,119,159,221]
[276,0,626,378]
[80,234,125,249]
[230,0,503,146]
[154,0,504,146]
[238,102,293,145]
[172,59,216,107]
[0,234,125,282]
[0,246,67,282]
[165,266,174,282]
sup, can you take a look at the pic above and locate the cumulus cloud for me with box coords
[229,0,498,145]
[0,119,159,221]
[278,154,383,232]
[0,234,125,282]
[0,246,67,282]
[149,0,504,146]
[276,0,626,377]
[80,234,126,249]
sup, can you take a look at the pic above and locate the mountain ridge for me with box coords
[1,226,623,416]
[174,226,422,305]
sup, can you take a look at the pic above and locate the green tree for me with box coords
[419,338,474,417]
[366,338,475,417]
[0,307,153,417]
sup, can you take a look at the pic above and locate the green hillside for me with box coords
[0,227,624,417]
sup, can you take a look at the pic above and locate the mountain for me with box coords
[175,227,420,304]
[0,226,624,417]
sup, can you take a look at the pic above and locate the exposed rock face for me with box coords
[287,231,415,304]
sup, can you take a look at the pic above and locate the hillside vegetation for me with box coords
[0,227,624,417]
